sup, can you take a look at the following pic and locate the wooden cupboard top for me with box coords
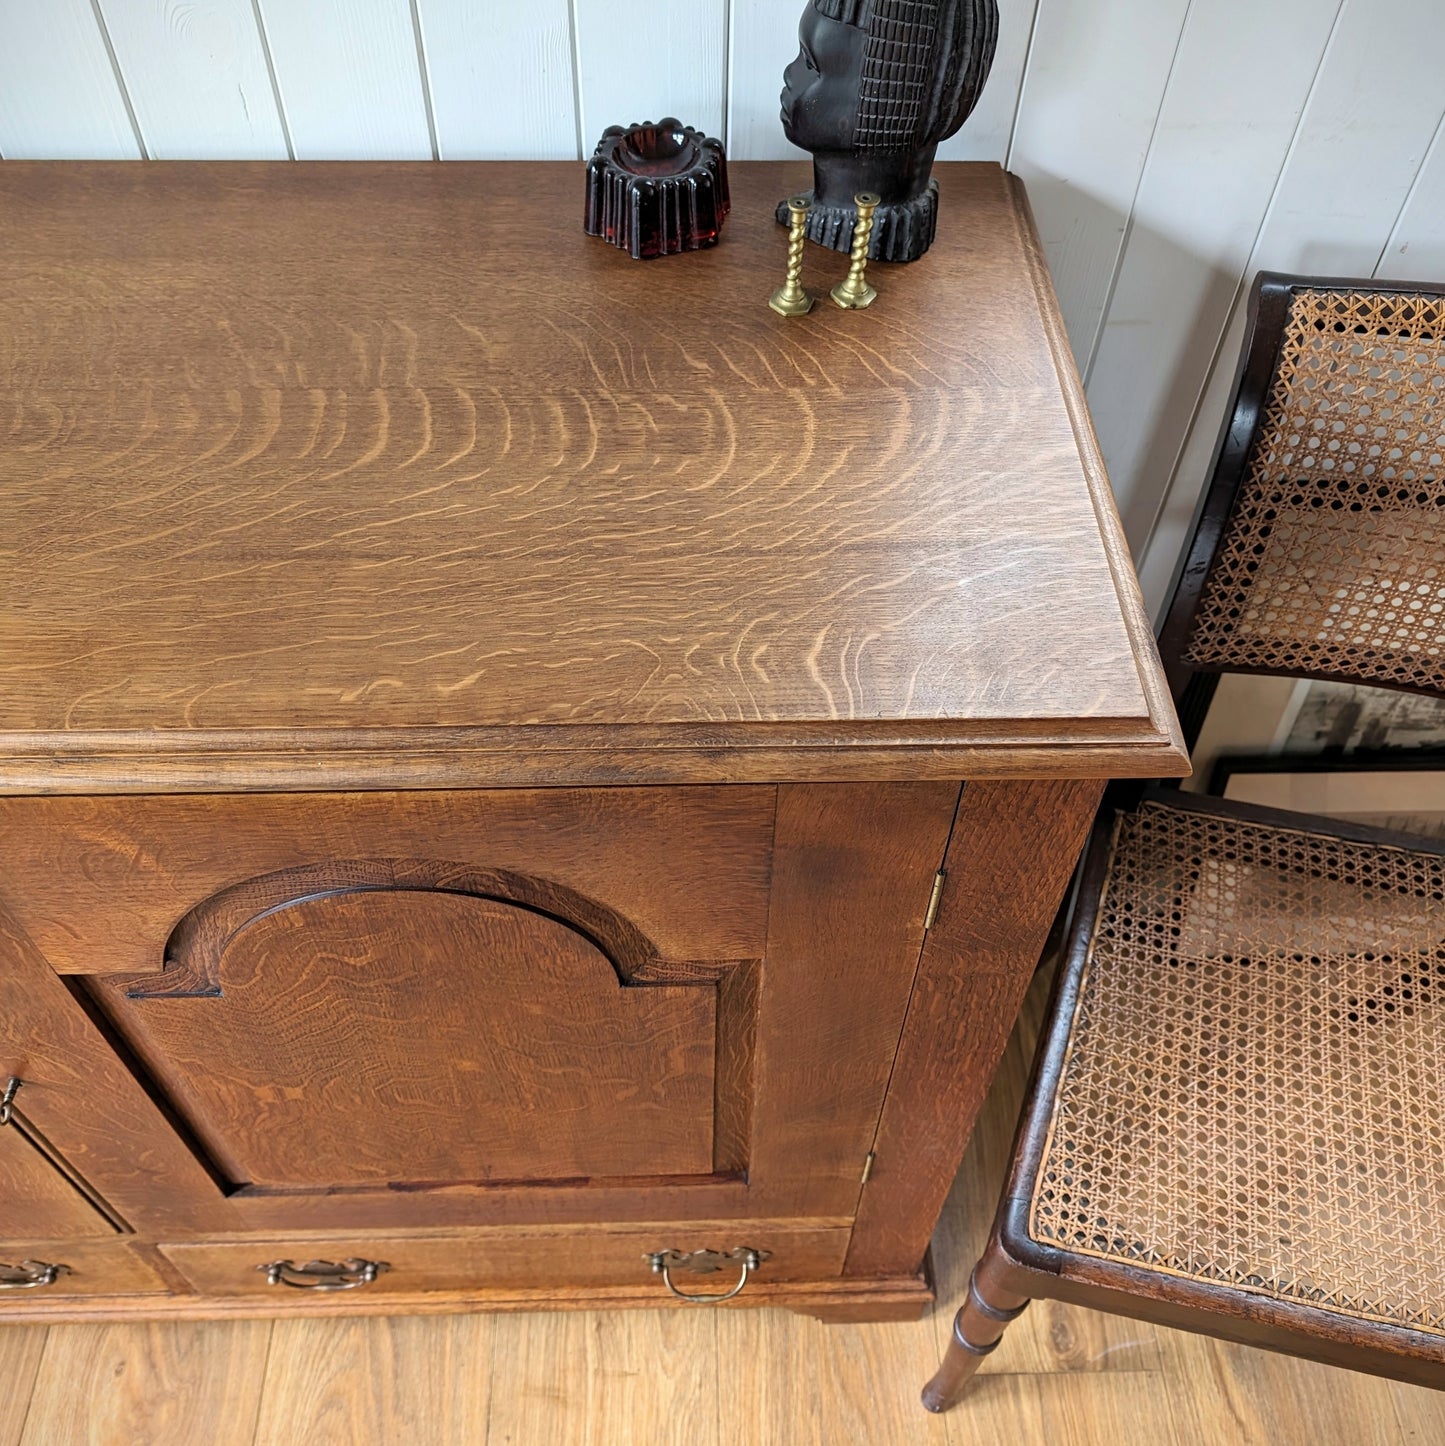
[0,161,1184,791]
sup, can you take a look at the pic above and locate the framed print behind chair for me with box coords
[1211,750,1445,843]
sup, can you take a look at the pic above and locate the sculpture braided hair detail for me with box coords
[811,0,999,152]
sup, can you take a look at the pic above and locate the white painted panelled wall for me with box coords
[2,0,1442,611]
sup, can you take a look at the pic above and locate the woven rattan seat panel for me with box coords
[1184,289,1445,693]
[1030,800,1445,1337]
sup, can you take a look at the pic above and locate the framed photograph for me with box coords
[1182,674,1306,794]
[1209,752,1445,843]
[1282,681,1445,754]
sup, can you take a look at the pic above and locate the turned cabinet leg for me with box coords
[921,1253,1030,1413]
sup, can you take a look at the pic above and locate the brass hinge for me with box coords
[923,870,946,931]
[860,1151,876,1185]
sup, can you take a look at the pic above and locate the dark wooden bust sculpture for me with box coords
[778,0,999,262]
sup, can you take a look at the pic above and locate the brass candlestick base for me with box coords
[831,193,879,310]
[770,196,815,316]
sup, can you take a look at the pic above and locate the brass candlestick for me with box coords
[769,196,815,316]
[831,193,880,310]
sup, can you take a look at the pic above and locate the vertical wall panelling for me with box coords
[1135,0,1445,614]
[96,0,288,159]
[0,0,142,158]
[1376,117,1445,284]
[1006,0,1192,369]
[936,0,1037,163]
[727,0,804,161]
[1083,0,1343,544]
[255,0,432,159]
[572,0,727,152]
[1228,0,1445,277]
[416,0,577,160]
[1134,300,1251,613]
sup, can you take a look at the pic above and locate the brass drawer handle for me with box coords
[0,1260,67,1291]
[259,1258,389,1291]
[645,1247,767,1304]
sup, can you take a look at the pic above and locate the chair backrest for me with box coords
[1157,275,1445,746]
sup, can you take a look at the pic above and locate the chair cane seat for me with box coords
[1029,798,1445,1339]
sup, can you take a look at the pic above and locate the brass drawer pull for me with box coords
[259,1258,389,1291]
[0,1260,67,1291]
[645,1247,767,1304]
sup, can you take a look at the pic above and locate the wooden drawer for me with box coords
[159,1223,849,1299]
[0,1242,170,1299]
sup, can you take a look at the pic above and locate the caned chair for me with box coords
[923,273,1445,1410]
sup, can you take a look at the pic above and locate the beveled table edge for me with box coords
[1006,173,1187,778]
[0,723,1189,794]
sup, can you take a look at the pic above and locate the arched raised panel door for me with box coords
[89,875,729,1193]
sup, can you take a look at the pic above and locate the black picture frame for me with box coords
[1209,749,1445,842]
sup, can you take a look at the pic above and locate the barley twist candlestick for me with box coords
[769,196,816,317]
[831,193,879,310]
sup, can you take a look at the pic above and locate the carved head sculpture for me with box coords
[778,0,998,262]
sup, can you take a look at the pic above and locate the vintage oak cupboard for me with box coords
[0,162,1183,1320]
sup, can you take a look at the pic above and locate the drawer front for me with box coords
[160,1223,849,1299]
[0,1242,170,1299]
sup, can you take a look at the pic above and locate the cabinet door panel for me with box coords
[0,1126,114,1239]
[1,781,958,1236]
[93,889,718,1190]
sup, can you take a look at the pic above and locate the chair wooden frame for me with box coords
[923,271,1445,1410]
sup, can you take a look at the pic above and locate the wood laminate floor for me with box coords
[2,969,1440,1446]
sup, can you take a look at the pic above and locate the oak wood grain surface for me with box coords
[252,1315,492,1446]
[847,777,1105,1278]
[95,891,719,1190]
[20,1321,271,1446]
[0,1327,43,1446]
[0,899,240,1235]
[744,781,959,1218]
[0,785,773,977]
[0,1127,113,1240]
[0,161,1183,792]
[0,1122,115,1237]
[0,1272,930,1326]
[0,781,959,1247]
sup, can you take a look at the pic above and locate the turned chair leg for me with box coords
[921,1251,1031,1413]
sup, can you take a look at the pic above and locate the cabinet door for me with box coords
[0,1124,114,1240]
[0,903,231,1238]
[0,783,957,1236]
